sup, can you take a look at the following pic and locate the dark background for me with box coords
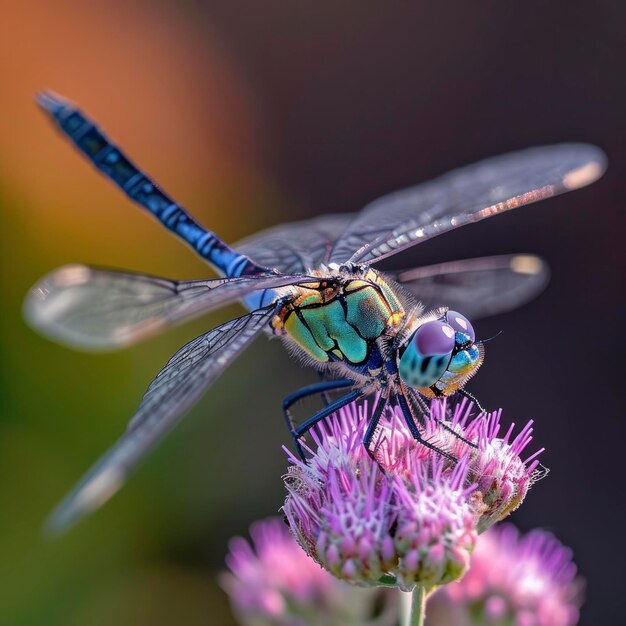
[1,1,624,624]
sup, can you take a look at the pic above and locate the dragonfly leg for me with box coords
[283,378,353,429]
[415,391,477,449]
[412,392,431,421]
[362,394,388,464]
[432,417,478,449]
[283,379,353,461]
[396,394,457,463]
[36,92,269,278]
[316,371,334,407]
[457,388,486,414]
[290,389,363,463]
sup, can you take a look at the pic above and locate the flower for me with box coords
[429,400,546,531]
[282,397,544,589]
[220,517,398,626]
[426,524,583,626]
[391,458,476,590]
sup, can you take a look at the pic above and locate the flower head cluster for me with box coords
[428,400,546,531]
[426,524,583,626]
[282,397,543,589]
[220,517,398,626]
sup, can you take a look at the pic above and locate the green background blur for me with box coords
[2,1,625,624]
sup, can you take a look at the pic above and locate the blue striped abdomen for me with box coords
[37,92,269,279]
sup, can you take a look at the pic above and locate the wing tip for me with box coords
[509,254,548,277]
[23,265,131,352]
[43,506,80,537]
[43,466,126,536]
[563,159,607,190]
[510,254,550,298]
[23,274,57,335]
[24,262,90,306]
[556,143,608,189]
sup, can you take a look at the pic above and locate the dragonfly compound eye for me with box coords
[399,320,455,389]
[446,310,475,343]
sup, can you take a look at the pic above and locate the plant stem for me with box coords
[408,585,427,626]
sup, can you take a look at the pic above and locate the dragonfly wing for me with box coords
[235,213,353,273]
[393,254,549,320]
[25,265,309,350]
[45,306,275,533]
[327,144,606,265]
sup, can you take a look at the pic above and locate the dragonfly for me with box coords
[26,92,607,533]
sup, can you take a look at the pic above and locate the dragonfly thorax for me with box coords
[271,268,404,367]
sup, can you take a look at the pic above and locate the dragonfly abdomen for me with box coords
[272,273,404,366]
[36,92,268,278]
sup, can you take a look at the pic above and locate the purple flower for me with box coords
[220,517,398,626]
[429,400,546,531]
[391,457,476,590]
[282,397,543,589]
[426,524,583,626]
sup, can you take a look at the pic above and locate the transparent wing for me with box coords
[235,213,353,273]
[327,144,606,265]
[24,265,310,350]
[45,306,275,533]
[392,254,549,320]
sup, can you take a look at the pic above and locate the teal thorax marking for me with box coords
[276,273,404,365]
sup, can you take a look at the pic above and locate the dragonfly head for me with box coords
[398,310,484,397]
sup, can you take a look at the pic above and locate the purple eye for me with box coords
[399,320,455,388]
[414,320,455,356]
[447,310,475,343]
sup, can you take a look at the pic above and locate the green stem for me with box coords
[408,585,427,626]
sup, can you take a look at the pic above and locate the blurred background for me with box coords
[1,1,624,624]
